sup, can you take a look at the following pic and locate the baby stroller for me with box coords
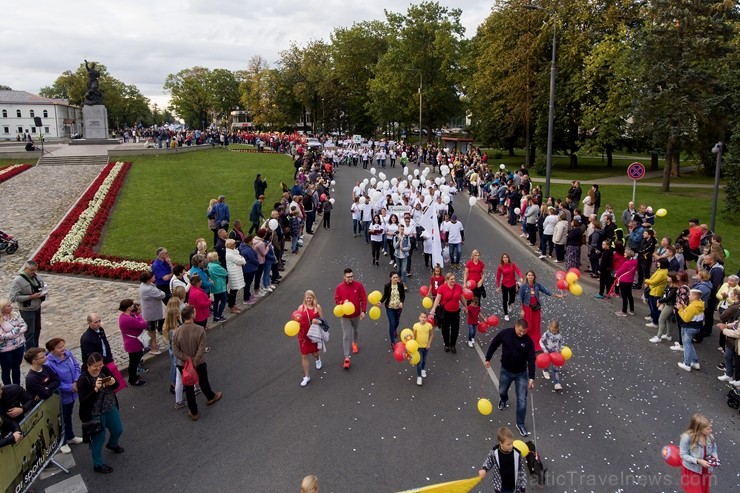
[728,386,740,414]
[0,230,19,254]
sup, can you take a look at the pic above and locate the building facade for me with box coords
[0,90,82,141]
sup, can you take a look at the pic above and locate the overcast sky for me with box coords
[3,0,492,109]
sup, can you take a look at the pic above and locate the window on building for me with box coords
[43,110,48,118]
[17,126,22,133]
[2,110,6,117]
[16,110,21,118]
[30,127,36,133]
[30,110,35,118]
[3,127,9,134]
[44,127,49,133]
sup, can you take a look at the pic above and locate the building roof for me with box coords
[0,90,72,106]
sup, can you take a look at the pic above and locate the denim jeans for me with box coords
[724,345,735,377]
[647,295,659,323]
[291,235,299,253]
[363,221,371,243]
[91,407,123,467]
[353,219,361,235]
[416,348,428,376]
[387,307,401,344]
[62,401,76,441]
[449,243,462,264]
[262,261,273,288]
[395,257,408,283]
[0,345,24,385]
[546,363,561,385]
[681,326,701,365]
[499,367,529,427]
[468,324,477,342]
[212,292,227,319]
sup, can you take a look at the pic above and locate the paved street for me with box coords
[36,163,739,493]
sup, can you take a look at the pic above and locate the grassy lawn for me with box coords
[543,183,738,274]
[100,148,294,265]
[0,158,37,167]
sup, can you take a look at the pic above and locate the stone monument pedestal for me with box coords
[82,105,110,139]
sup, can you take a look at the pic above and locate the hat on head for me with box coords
[451,214,457,220]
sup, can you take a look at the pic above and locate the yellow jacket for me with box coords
[678,299,705,324]
[645,268,668,297]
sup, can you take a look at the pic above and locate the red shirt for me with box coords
[466,260,485,284]
[688,226,702,250]
[188,285,212,323]
[334,281,367,318]
[437,283,463,312]
[496,262,523,288]
[467,305,481,325]
[430,275,445,297]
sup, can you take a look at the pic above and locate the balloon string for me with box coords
[480,368,489,395]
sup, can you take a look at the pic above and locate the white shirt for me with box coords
[444,221,464,244]
[361,203,373,221]
[351,203,362,220]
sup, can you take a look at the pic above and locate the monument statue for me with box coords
[83,59,104,106]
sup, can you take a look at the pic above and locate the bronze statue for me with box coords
[83,59,104,105]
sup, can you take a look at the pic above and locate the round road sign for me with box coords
[627,162,645,180]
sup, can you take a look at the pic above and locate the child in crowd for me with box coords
[413,312,433,386]
[540,320,564,390]
[322,194,332,230]
[290,207,302,254]
[478,426,528,493]
[467,296,482,348]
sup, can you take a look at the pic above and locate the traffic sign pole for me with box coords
[627,162,646,204]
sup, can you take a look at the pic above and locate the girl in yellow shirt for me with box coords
[413,313,433,386]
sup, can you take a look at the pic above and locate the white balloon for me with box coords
[402,152,407,158]
[468,197,477,207]
[359,196,366,204]
[370,167,377,175]
[412,179,420,187]
[434,177,442,185]
[331,180,336,185]
[442,196,450,204]
[500,163,506,170]
[423,195,432,205]
[370,177,377,185]
[391,193,399,203]
[384,180,390,188]
[378,172,386,181]
[359,183,366,191]
[268,219,279,231]
[514,207,521,215]
[424,167,431,175]
[413,169,420,176]
[403,167,409,175]
[362,178,369,185]
[407,174,413,181]
[329,198,335,204]
[425,180,432,188]
[391,177,398,186]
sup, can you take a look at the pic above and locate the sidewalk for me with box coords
[527,165,718,188]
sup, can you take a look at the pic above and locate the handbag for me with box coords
[81,416,102,436]
[530,299,542,311]
[105,362,127,393]
[182,357,199,386]
[434,305,446,326]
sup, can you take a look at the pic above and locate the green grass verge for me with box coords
[0,158,37,167]
[543,183,738,274]
[100,148,294,265]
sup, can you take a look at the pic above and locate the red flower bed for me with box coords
[231,148,276,154]
[34,162,150,281]
[0,164,33,184]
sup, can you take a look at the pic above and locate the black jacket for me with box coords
[77,367,119,422]
[80,327,114,365]
[0,385,35,422]
[379,282,406,307]
[25,365,60,400]
[485,328,536,379]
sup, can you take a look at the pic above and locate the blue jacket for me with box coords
[213,202,230,226]
[45,350,81,405]
[190,266,213,294]
[249,200,263,224]
[518,282,553,306]
[680,432,718,474]
[239,243,260,274]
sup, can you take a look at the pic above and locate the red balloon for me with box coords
[419,285,430,297]
[393,348,406,362]
[662,444,681,467]
[292,310,303,321]
[535,353,551,369]
[550,352,566,367]
[462,288,474,301]
[394,342,406,352]
[556,279,569,290]
[467,280,477,290]
[486,315,500,327]
[477,322,488,333]
[320,193,327,202]
[427,314,435,326]
[555,270,567,281]
[567,267,581,279]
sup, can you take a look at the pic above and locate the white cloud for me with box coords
[3,0,491,108]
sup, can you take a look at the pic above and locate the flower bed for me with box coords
[0,164,33,184]
[231,147,276,154]
[34,162,150,281]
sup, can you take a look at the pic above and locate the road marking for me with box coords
[475,342,499,390]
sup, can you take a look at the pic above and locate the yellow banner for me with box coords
[397,475,482,493]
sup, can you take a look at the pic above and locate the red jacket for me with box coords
[496,262,523,288]
[334,281,367,318]
[189,285,212,323]
[688,226,702,250]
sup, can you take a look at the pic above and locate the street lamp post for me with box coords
[524,3,557,200]
[711,142,723,232]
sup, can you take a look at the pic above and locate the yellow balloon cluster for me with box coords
[368,290,382,305]
[656,208,668,217]
[422,296,433,309]
[333,304,344,318]
[400,328,414,342]
[342,301,355,316]
[569,283,583,296]
[513,440,529,456]
[407,351,421,365]
[284,320,300,337]
[561,346,573,360]
[368,306,381,320]
[477,398,493,415]
[405,339,419,354]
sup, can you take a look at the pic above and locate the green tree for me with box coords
[163,66,212,129]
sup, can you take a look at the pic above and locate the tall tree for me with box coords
[163,66,212,129]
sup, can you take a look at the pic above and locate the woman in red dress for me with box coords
[463,249,486,301]
[495,253,524,322]
[297,290,322,387]
[518,270,562,351]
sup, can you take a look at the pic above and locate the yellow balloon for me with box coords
[477,398,493,416]
[565,272,578,285]
[408,351,421,365]
[513,440,530,457]
[284,320,300,337]
[333,304,344,318]
[368,290,382,305]
[561,346,573,360]
[342,301,355,316]
[400,328,414,342]
[569,283,583,296]
[405,339,419,354]
[368,306,381,320]
[422,296,433,309]
[656,208,667,217]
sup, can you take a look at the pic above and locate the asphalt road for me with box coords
[69,164,739,493]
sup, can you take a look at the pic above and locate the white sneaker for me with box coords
[421,370,427,378]
[554,383,562,390]
[254,290,265,298]
[615,311,628,317]
[538,255,546,259]
[60,444,72,454]
[68,436,83,445]
[315,359,322,370]
[729,380,740,386]
[504,315,510,321]
[645,322,658,328]
[542,370,550,380]
[417,377,422,386]
[677,362,692,372]
[270,284,277,289]
[718,374,732,382]
[389,260,394,265]
[670,343,684,351]
[644,316,653,321]
[661,335,672,341]
[266,286,274,292]
[649,336,661,343]
[300,376,310,387]
[468,340,474,348]
[691,363,700,370]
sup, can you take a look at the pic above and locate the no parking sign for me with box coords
[627,162,645,202]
